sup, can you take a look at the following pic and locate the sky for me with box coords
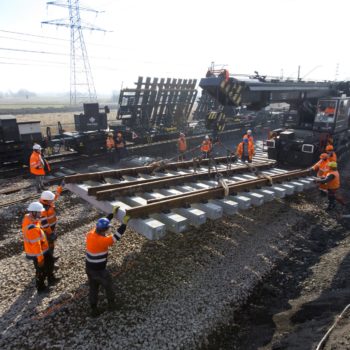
[0,0,349,96]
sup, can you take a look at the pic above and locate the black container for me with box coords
[0,115,20,142]
[83,103,99,116]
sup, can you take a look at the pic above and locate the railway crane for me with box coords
[199,69,350,166]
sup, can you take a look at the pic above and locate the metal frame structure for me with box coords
[42,0,107,104]
[118,77,198,132]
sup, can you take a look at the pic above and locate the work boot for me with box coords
[107,301,118,312]
[53,256,60,262]
[37,286,50,294]
[90,305,101,318]
[48,276,61,286]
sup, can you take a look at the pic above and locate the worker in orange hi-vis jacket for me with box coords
[22,202,59,293]
[30,143,51,193]
[85,207,130,317]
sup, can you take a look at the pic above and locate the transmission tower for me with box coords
[42,0,107,104]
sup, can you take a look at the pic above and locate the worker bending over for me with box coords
[311,153,330,196]
[315,161,340,211]
[39,182,64,260]
[30,143,50,193]
[22,202,59,293]
[201,135,212,159]
[177,133,187,161]
[236,137,255,163]
[85,207,130,317]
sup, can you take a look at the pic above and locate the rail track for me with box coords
[65,150,315,239]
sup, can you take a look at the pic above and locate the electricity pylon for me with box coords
[42,0,107,104]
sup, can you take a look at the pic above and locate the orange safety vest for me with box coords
[22,214,49,263]
[106,137,115,149]
[178,137,187,152]
[312,159,330,178]
[39,186,62,236]
[237,141,255,160]
[86,229,114,270]
[201,140,212,153]
[328,152,337,162]
[327,170,340,190]
[30,151,46,176]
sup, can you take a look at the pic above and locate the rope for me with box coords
[216,173,229,196]
[315,303,350,350]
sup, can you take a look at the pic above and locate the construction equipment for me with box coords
[199,68,350,166]
[117,76,197,142]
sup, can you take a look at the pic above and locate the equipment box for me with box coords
[17,121,42,142]
[280,130,295,140]
[0,115,20,142]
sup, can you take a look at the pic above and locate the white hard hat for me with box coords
[33,144,42,150]
[247,129,252,134]
[27,202,44,212]
[40,191,55,201]
[205,135,210,140]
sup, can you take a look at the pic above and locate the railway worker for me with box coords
[177,132,187,161]
[201,135,212,159]
[243,129,254,144]
[106,132,116,163]
[30,143,50,193]
[236,137,255,163]
[39,182,64,259]
[85,207,130,317]
[315,161,340,211]
[311,153,330,196]
[115,131,127,162]
[22,202,59,293]
[326,144,337,162]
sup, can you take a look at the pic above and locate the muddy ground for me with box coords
[202,162,350,350]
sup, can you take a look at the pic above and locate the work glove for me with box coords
[106,206,120,221]
[122,214,131,225]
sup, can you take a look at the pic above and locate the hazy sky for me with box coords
[0,0,349,95]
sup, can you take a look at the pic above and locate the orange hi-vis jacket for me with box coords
[22,214,49,264]
[312,159,330,177]
[326,170,340,190]
[85,224,127,270]
[178,137,187,152]
[237,141,255,160]
[201,140,212,153]
[328,151,337,162]
[40,186,63,236]
[30,151,45,176]
[312,159,330,190]
[106,137,115,150]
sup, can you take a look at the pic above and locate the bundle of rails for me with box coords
[65,154,315,239]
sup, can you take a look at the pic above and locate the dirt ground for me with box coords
[202,161,350,349]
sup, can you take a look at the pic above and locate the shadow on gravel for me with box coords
[200,197,349,350]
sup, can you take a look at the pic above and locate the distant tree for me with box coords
[15,89,36,98]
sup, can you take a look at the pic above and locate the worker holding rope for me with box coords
[236,137,255,163]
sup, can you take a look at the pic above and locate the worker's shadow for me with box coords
[0,276,48,338]
[285,251,350,350]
